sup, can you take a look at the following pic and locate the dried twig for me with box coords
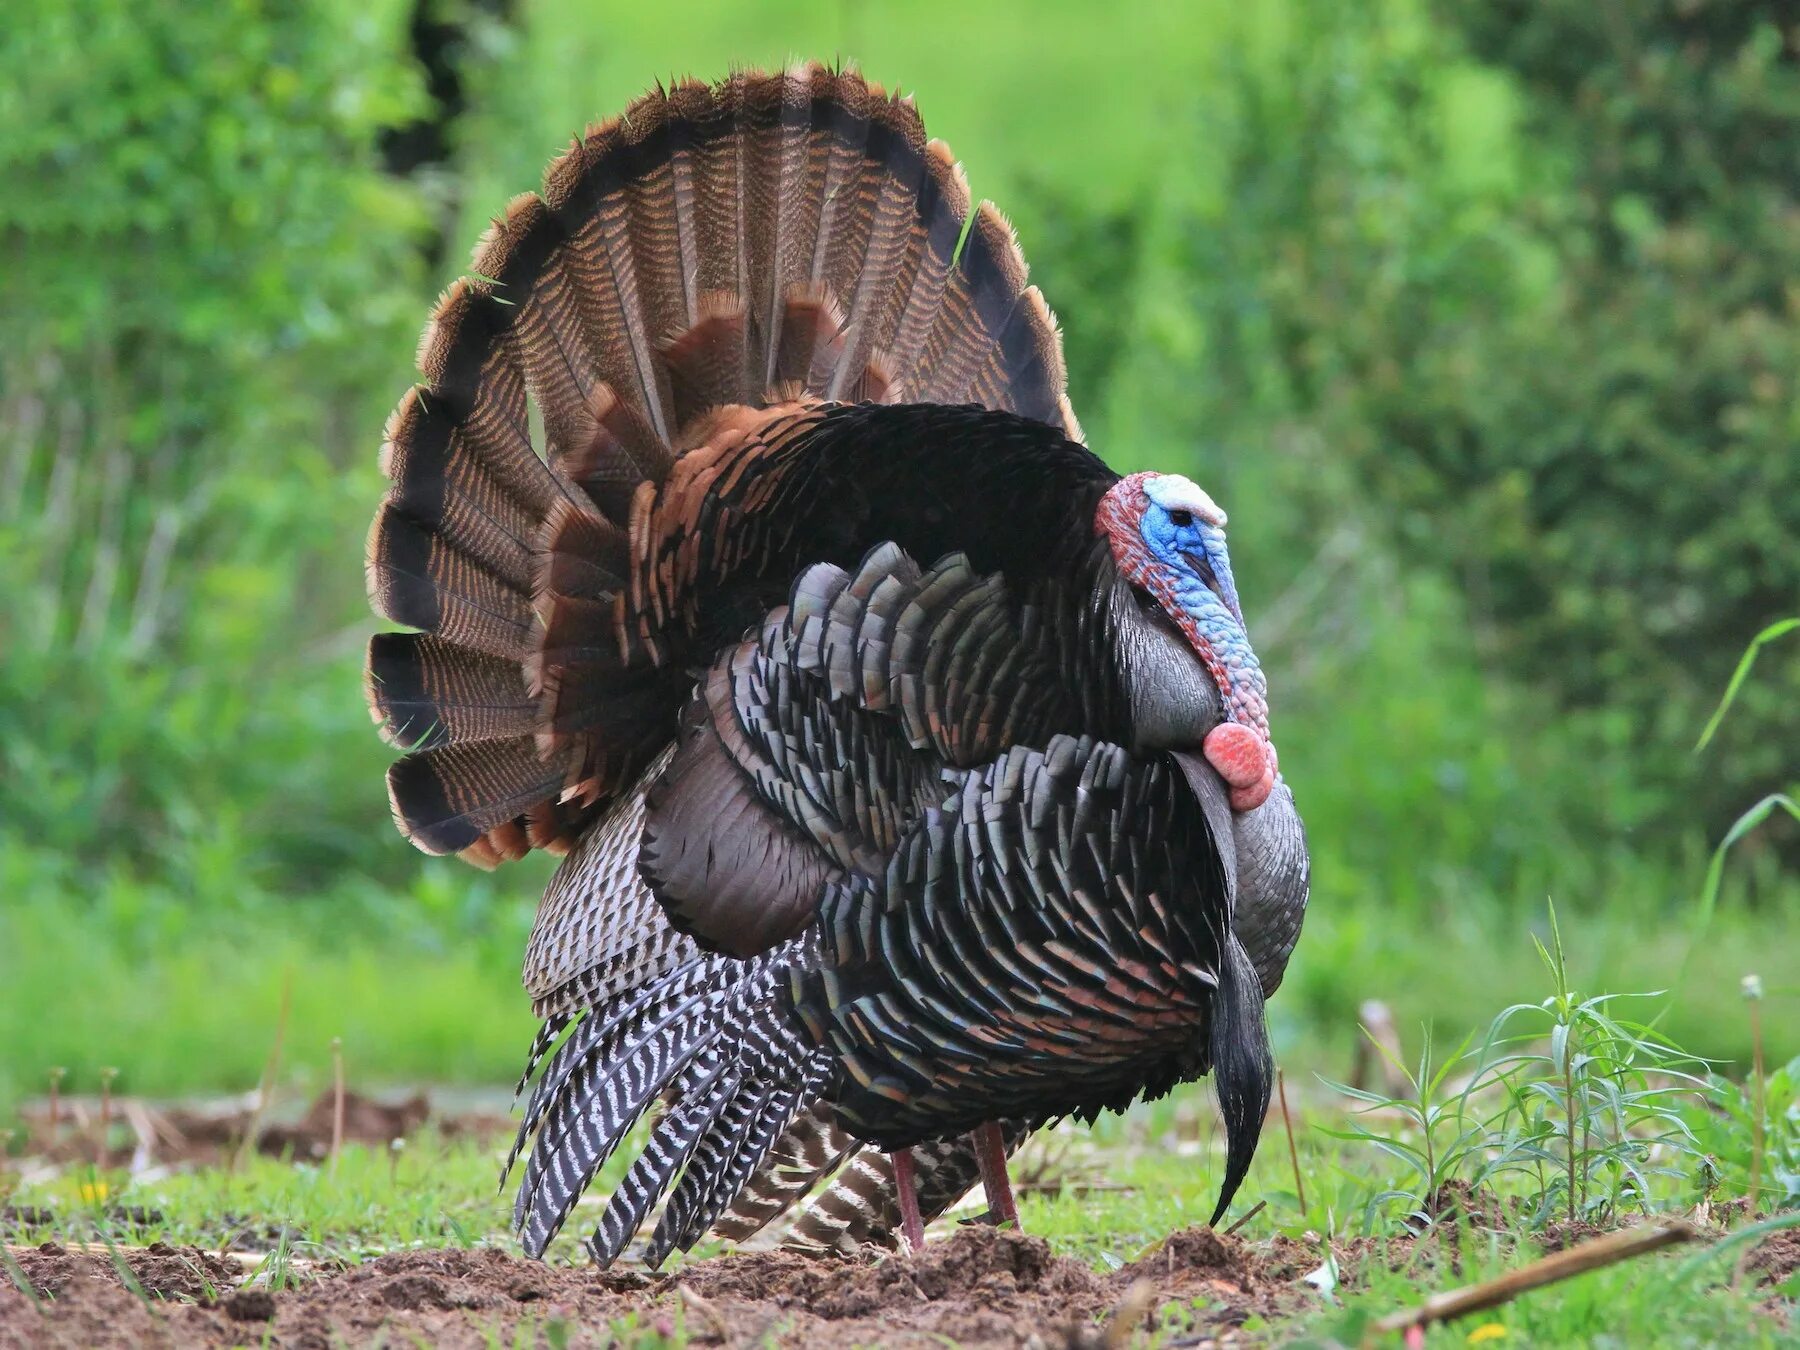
[1278,1068,1307,1215]
[1372,1221,1699,1336]
[1224,1199,1267,1237]
[233,971,295,1174]
[1350,1000,1406,1096]
[46,1069,65,1149]
[676,1283,730,1343]
[329,1038,346,1176]
[1744,974,1764,1209]
[3,1242,298,1272]
[1101,1278,1157,1349]
[97,1068,118,1171]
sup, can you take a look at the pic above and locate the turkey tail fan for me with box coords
[367,62,1079,869]
[1206,933,1275,1227]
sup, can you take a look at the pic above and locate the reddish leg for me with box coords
[892,1147,926,1251]
[971,1121,1020,1230]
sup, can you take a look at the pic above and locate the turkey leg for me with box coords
[892,1147,926,1251]
[971,1120,1020,1229]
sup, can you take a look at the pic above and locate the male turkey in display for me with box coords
[364,64,1310,1265]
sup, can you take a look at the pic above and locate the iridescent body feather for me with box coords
[363,65,1309,1265]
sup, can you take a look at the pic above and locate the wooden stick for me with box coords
[46,1069,65,1149]
[1372,1221,1699,1335]
[1278,1068,1307,1215]
[329,1037,345,1177]
[1746,975,1765,1209]
[676,1283,730,1343]
[4,1243,312,1272]
[97,1068,117,1171]
[232,970,294,1175]
[1101,1278,1156,1349]
[1224,1199,1267,1237]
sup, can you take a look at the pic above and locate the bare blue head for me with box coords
[1095,471,1275,806]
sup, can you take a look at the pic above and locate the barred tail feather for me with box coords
[645,1059,829,1266]
[712,1102,854,1243]
[773,1120,1031,1252]
[510,980,737,1254]
[368,63,1079,870]
[508,944,827,1264]
[586,1056,736,1264]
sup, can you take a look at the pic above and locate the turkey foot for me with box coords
[892,1147,926,1251]
[1204,722,1276,812]
[970,1121,1020,1230]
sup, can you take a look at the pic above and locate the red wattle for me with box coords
[1204,722,1275,812]
[1202,722,1264,786]
[1228,764,1276,813]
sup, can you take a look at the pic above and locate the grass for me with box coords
[3,924,1793,1344]
[1,1089,1790,1344]
[3,875,1790,1113]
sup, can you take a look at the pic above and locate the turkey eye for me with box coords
[1168,509,1194,527]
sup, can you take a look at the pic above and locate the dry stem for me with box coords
[232,971,295,1174]
[1371,1220,1699,1336]
[1278,1068,1307,1214]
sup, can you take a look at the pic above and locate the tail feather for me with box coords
[711,1101,854,1243]
[367,504,533,661]
[586,1056,735,1265]
[508,944,827,1263]
[369,63,1080,868]
[650,1075,767,1257]
[508,958,726,1174]
[513,994,731,1255]
[766,1120,1032,1253]
[510,1013,571,1107]
[367,634,537,753]
[383,738,570,860]
[510,957,731,1178]
[646,1064,825,1266]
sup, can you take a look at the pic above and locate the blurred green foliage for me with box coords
[0,0,1792,1103]
[1345,1,1800,838]
[1,0,431,887]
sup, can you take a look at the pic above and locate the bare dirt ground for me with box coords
[0,1225,1331,1349]
[3,1208,1793,1346]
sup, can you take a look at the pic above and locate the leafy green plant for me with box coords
[1688,618,1800,948]
[1466,908,1713,1228]
[1686,1055,1800,1215]
[1320,1026,1489,1232]
[1323,906,1713,1233]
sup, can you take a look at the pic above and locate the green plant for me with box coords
[1686,1055,1800,1214]
[1467,907,1713,1228]
[1687,619,1800,950]
[1323,906,1713,1233]
[1320,1026,1489,1233]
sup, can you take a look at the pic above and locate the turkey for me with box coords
[363,63,1310,1265]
